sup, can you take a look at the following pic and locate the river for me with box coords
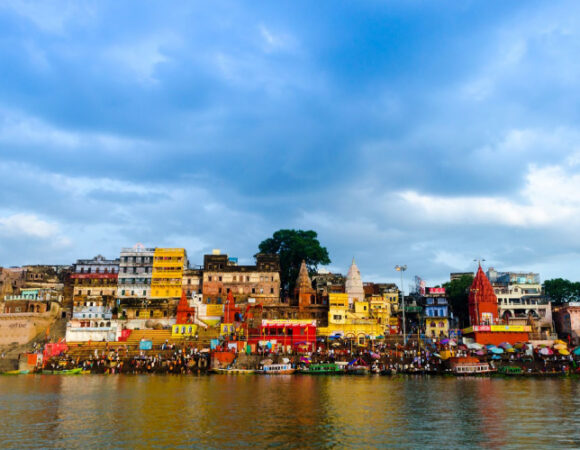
[0,375,579,448]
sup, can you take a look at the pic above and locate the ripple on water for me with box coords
[0,376,579,448]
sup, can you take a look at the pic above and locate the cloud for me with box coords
[0,213,60,238]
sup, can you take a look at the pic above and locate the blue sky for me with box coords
[1,0,580,286]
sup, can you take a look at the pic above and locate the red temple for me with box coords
[463,264,531,345]
[468,265,498,326]
[176,290,195,324]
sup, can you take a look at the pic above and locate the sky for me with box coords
[1,1,580,287]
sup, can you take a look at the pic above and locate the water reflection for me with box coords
[0,376,579,448]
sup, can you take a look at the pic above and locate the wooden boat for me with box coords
[298,363,344,374]
[256,363,295,374]
[212,368,255,375]
[2,370,30,375]
[41,367,83,375]
[497,366,523,376]
[449,357,495,376]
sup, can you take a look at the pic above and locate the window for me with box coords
[246,276,250,282]
[270,288,274,294]
[219,276,222,282]
[252,288,256,294]
[208,276,212,281]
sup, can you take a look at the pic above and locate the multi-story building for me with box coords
[150,248,187,299]
[182,268,203,297]
[71,255,119,299]
[312,270,345,297]
[202,251,280,305]
[423,288,449,338]
[487,268,553,334]
[117,245,155,300]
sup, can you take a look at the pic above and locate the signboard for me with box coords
[428,287,446,295]
[139,340,153,350]
[463,325,531,334]
[261,319,316,327]
[248,298,256,304]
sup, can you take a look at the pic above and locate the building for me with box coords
[3,288,53,314]
[553,302,580,345]
[202,251,280,306]
[488,268,553,336]
[182,268,203,297]
[71,255,119,299]
[150,248,187,299]
[294,260,328,324]
[66,295,119,342]
[317,293,383,345]
[463,265,530,345]
[117,245,155,300]
[249,319,317,353]
[312,270,345,297]
[450,272,474,282]
[423,288,449,338]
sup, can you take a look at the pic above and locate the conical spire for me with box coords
[468,265,498,326]
[346,258,365,305]
[296,260,312,291]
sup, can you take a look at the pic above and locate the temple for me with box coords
[462,264,531,345]
[345,258,365,306]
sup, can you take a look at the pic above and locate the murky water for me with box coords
[0,375,579,448]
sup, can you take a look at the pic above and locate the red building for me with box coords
[463,265,530,345]
[249,319,317,352]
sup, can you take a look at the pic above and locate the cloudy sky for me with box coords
[1,1,580,286]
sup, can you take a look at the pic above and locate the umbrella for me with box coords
[448,339,457,347]
[440,338,450,345]
[499,342,512,350]
[490,347,504,355]
[331,342,342,347]
[558,349,570,356]
[539,348,553,356]
[507,348,516,353]
[491,355,502,360]
[573,347,580,356]
[513,343,525,349]
[486,344,496,349]
[476,350,486,356]
[554,339,567,346]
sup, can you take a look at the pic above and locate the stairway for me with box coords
[124,329,173,347]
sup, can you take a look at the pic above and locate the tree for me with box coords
[257,229,331,296]
[442,274,474,328]
[544,278,580,305]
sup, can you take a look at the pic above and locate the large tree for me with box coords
[257,229,331,296]
[442,274,474,328]
[544,278,580,305]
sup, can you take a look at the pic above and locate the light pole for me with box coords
[395,265,407,345]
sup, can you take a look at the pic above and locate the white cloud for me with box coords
[105,35,177,84]
[399,163,580,228]
[0,213,60,238]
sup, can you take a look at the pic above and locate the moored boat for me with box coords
[345,359,370,375]
[212,368,255,375]
[449,357,495,376]
[298,363,344,374]
[256,363,295,374]
[41,367,83,375]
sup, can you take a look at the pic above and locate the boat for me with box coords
[298,363,344,374]
[497,366,523,376]
[449,357,495,376]
[345,359,370,375]
[2,370,30,375]
[212,368,255,375]
[41,367,83,375]
[256,363,295,374]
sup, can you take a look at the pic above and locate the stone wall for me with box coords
[0,313,54,346]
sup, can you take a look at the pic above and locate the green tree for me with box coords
[442,274,474,328]
[544,278,580,305]
[257,229,331,296]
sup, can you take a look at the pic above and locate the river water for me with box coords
[0,375,579,449]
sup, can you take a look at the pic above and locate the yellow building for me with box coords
[318,293,384,345]
[150,248,187,298]
[425,317,450,338]
[370,295,391,327]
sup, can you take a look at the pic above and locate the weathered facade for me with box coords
[202,252,280,305]
[117,245,155,300]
